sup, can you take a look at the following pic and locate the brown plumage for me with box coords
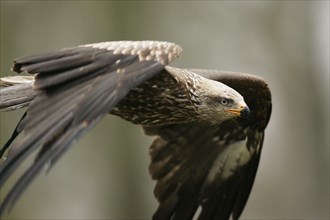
[0,41,271,220]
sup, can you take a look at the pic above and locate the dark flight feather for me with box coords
[0,42,168,214]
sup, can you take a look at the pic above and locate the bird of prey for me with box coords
[0,41,272,220]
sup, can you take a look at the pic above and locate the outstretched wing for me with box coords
[0,41,182,214]
[146,69,272,220]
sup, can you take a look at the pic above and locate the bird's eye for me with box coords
[221,98,228,105]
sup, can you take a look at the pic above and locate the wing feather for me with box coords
[0,83,36,111]
[0,41,181,215]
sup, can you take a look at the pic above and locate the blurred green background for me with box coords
[0,1,329,219]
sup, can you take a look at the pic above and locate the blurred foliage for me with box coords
[0,1,329,219]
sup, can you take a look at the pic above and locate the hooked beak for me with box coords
[225,105,250,119]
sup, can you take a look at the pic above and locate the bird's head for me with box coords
[197,77,250,124]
